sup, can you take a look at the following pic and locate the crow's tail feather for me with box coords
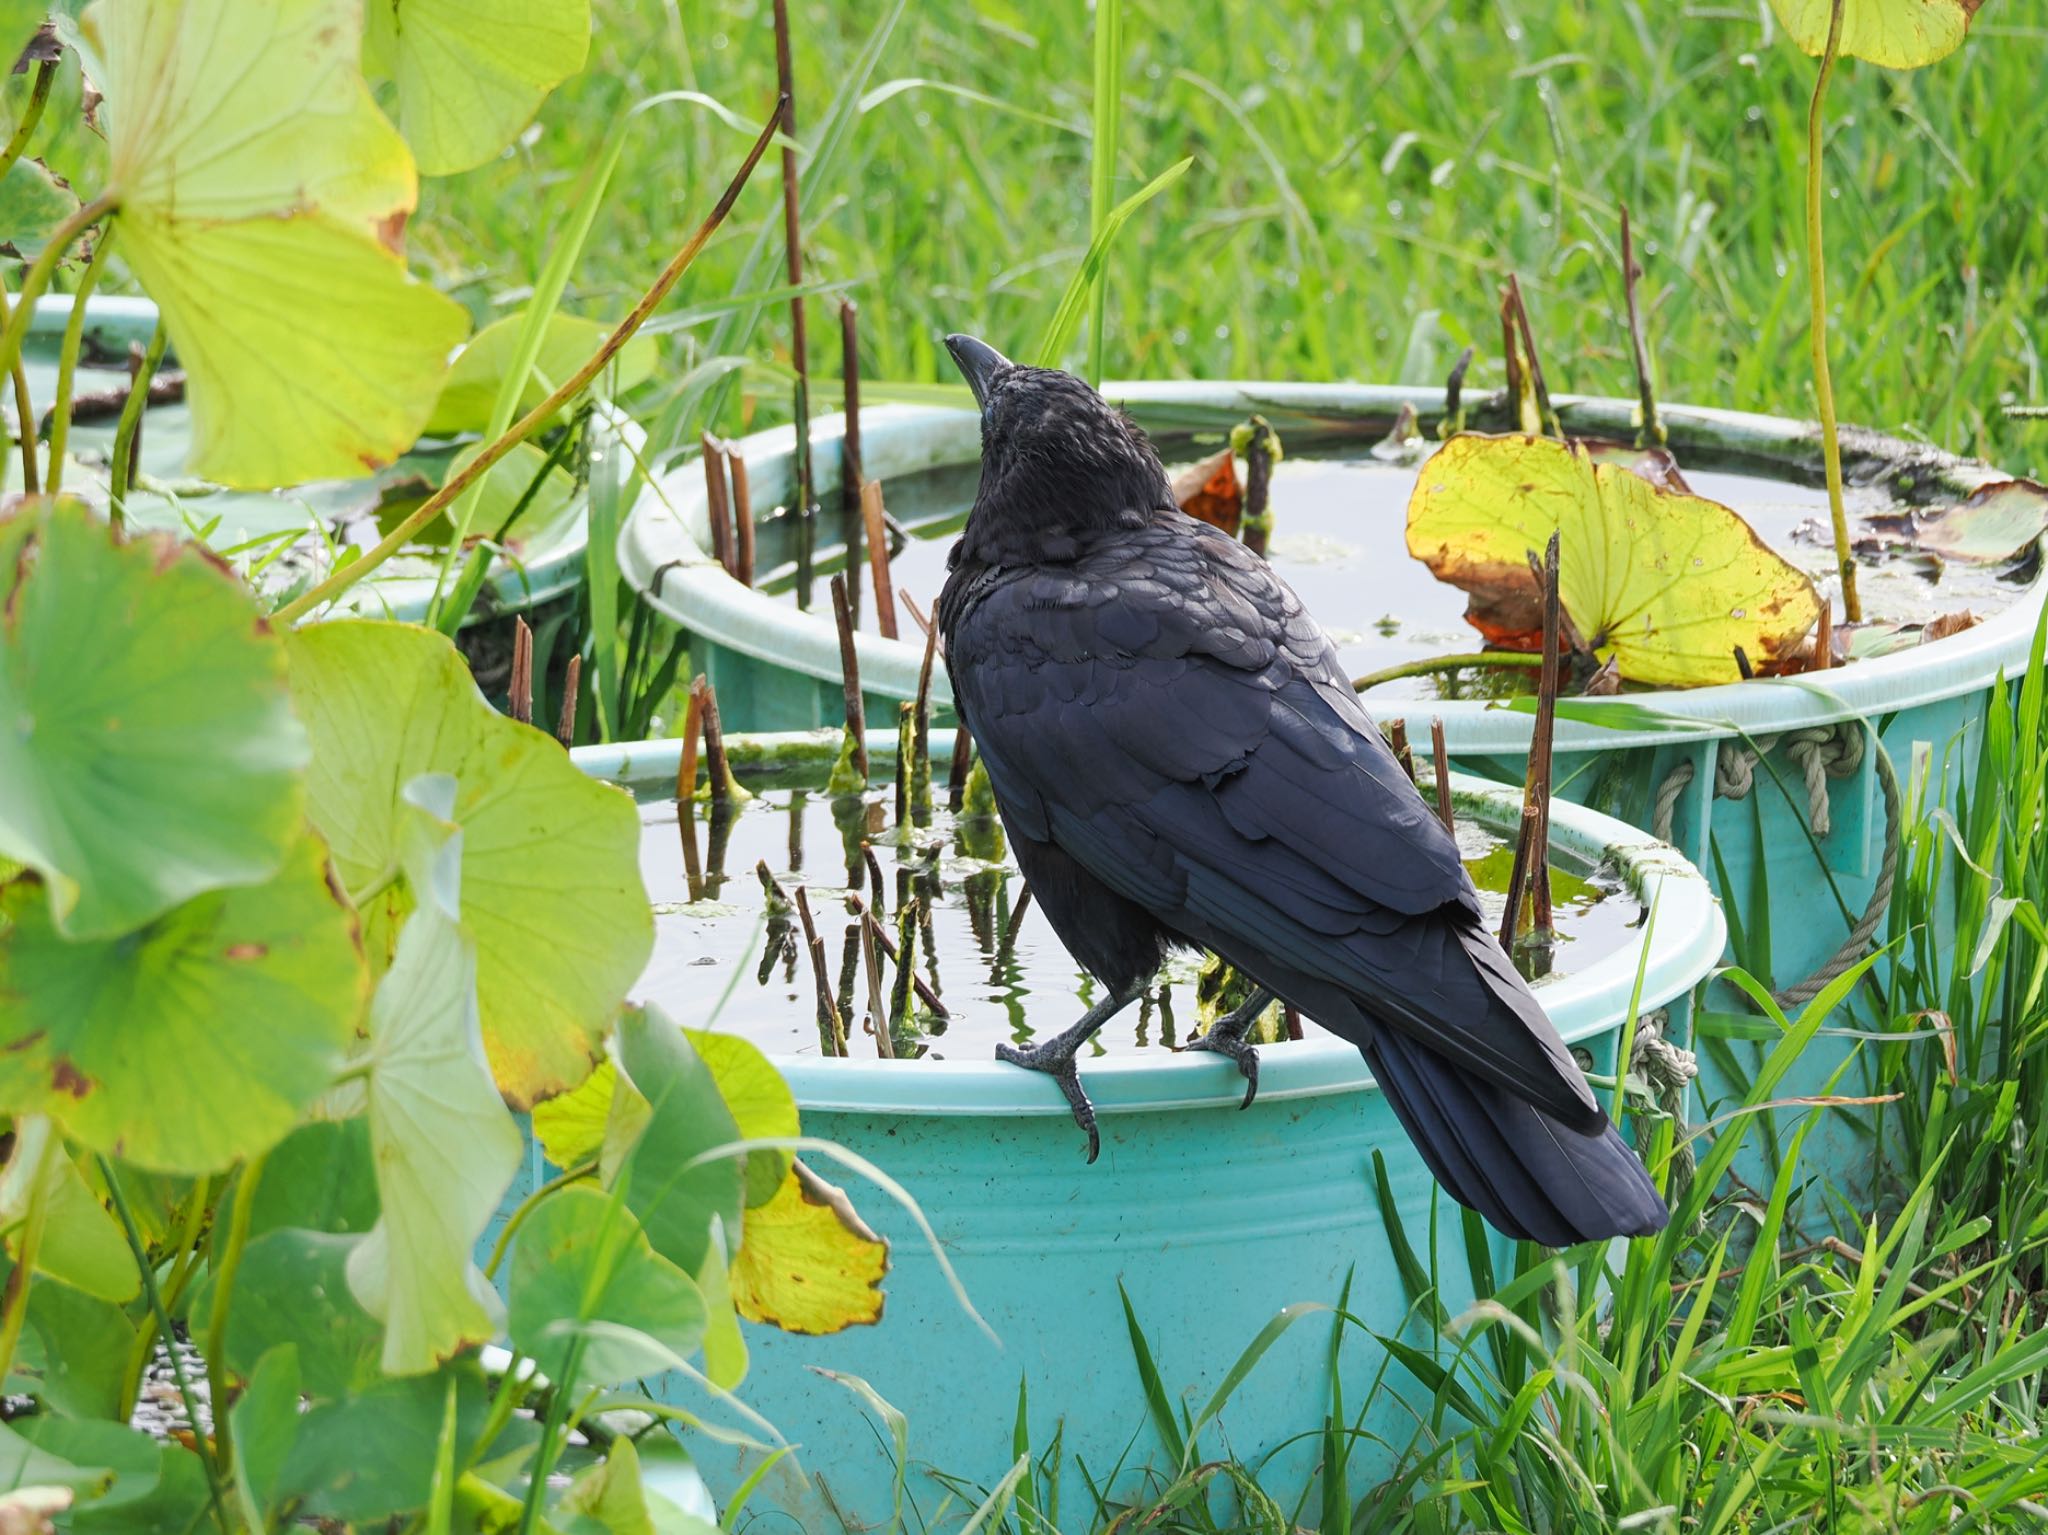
[1362,1026,1669,1247]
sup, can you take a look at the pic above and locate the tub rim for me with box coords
[29,293,610,625]
[616,386,2044,754]
[577,747,1727,1118]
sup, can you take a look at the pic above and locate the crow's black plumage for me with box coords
[936,335,1667,1246]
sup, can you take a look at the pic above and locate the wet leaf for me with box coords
[0,497,306,939]
[0,835,366,1176]
[613,1005,743,1278]
[507,1183,706,1387]
[1406,433,1824,687]
[1909,480,2048,564]
[289,621,651,1106]
[91,0,469,485]
[1767,0,1983,69]
[0,158,79,260]
[731,1161,888,1336]
[427,310,654,435]
[1170,448,1241,535]
[363,0,591,176]
[1920,609,1979,644]
[345,779,521,1373]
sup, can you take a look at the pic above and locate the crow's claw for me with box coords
[997,1037,1101,1162]
[1183,1027,1261,1110]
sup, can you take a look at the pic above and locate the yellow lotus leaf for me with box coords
[731,1162,888,1335]
[91,0,468,487]
[530,1058,615,1170]
[427,311,656,436]
[363,0,591,176]
[1767,0,1982,69]
[1406,434,1824,688]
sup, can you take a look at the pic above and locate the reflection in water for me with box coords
[648,779,1635,1059]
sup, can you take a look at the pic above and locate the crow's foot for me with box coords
[997,1034,1102,1163]
[994,984,1145,1163]
[1182,987,1275,1110]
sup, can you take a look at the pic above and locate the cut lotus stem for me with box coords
[509,617,534,725]
[948,727,974,815]
[1620,205,1664,448]
[772,0,814,612]
[1813,601,1833,672]
[835,918,860,1032]
[755,859,794,917]
[894,701,914,827]
[1804,0,1862,624]
[890,895,920,1031]
[912,624,938,825]
[556,655,581,748]
[1438,345,1474,441]
[849,894,950,1018]
[861,479,898,640]
[1429,717,1456,837]
[1234,415,1279,558]
[1507,275,1562,440]
[1498,804,1539,953]
[840,298,864,623]
[1284,1005,1304,1042]
[794,886,846,1056]
[728,441,755,587]
[1531,528,1556,937]
[859,908,893,1058]
[864,845,887,913]
[677,687,704,901]
[830,574,869,779]
[694,676,733,810]
[108,325,167,521]
[1385,717,1416,786]
[702,433,734,575]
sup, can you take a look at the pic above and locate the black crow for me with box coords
[935,335,1667,1246]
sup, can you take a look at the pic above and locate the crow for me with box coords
[935,335,1668,1246]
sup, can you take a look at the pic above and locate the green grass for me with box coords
[421,0,2048,476]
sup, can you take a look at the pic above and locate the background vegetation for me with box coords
[420,0,2048,474]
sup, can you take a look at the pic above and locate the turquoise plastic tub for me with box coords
[571,743,1725,1526]
[616,388,2044,1195]
[18,296,612,624]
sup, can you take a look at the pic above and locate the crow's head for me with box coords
[945,334,1172,549]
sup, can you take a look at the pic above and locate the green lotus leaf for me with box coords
[288,620,651,1105]
[1406,433,1824,688]
[229,1346,304,1527]
[363,0,592,176]
[0,835,367,1175]
[508,1182,706,1387]
[0,1118,137,1302]
[195,1229,383,1399]
[689,1030,798,1208]
[275,1360,498,1525]
[442,437,580,552]
[428,310,655,435]
[91,0,469,486]
[8,1276,136,1420]
[1767,0,1982,68]
[0,156,79,260]
[560,1435,720,1535]
[344,777,521,1374]
[0,497,305,939]
[613,1005,744,1279]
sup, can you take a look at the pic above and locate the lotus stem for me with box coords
[1351,651,1544,694]
[1805,0,1861,623]
[47,230,115,497]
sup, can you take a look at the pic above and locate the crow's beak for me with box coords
[945,333,1011,411]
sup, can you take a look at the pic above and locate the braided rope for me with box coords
[1648,723,1900,1010]
[1628,1008,1698,1211]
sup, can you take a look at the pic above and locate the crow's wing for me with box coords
[946,512,1601,1127]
